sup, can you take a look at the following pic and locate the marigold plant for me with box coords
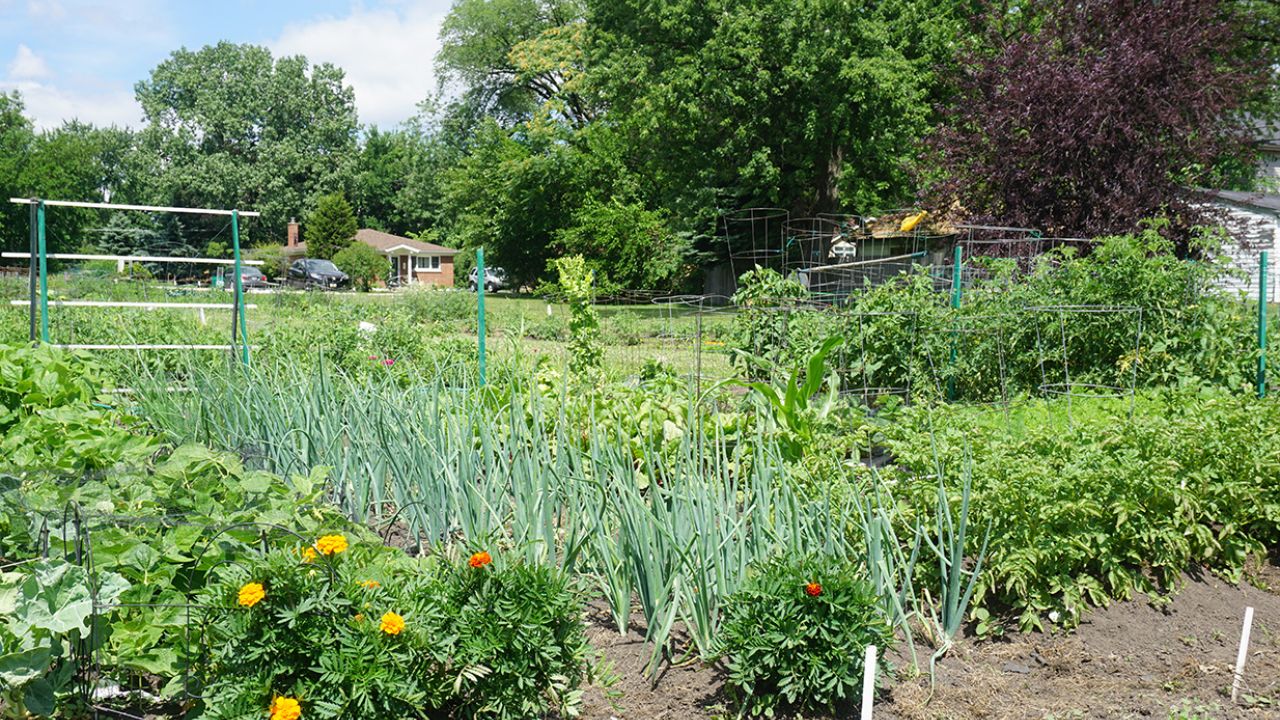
[379,611,405,636]
[715,556,892,718]
[468,551,492,568]
[269,696,301,720]
[237,582,265,608]
[315,534,348,556]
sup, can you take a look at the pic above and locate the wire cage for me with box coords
[722,207,790,282]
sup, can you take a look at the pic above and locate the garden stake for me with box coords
[1231,606,1254,702]
[947,244,962,400]
[38,199,49,343]
[1257,251,1267,398]
[861,644,877,719]
[477,247,487,386]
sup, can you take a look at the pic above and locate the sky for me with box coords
[0,0,453,131]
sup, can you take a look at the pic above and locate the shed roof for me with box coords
[1201,188,1280,215]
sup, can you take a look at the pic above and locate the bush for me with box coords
[200,540,589,720]
[715,555,893,718]
[398,285,474,326]
[250,245,287,280]
[333,243,388,292]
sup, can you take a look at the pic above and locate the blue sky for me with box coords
[1,0,454,130]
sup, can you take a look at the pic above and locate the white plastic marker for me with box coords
[861,644,877,720]
[1231,606,1254,702]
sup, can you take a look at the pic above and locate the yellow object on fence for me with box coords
[900,210,927,233]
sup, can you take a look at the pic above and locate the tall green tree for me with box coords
[351,108,458,237]
[305,193,358,260]
[584,0,965,221]
[438,0,591,126]
[135,42,358,244]
[0,92,34,255]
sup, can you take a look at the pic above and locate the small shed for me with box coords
[1201,189,1280,300]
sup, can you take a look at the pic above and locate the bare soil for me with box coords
[579,564,1280,720]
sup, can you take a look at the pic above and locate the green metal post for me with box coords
[1258,250,1268,398]
[477,248,487,386]
[231,210,250,365]
[37,200,49,344]
[947,244,963,400]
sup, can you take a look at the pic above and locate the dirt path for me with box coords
[580,565,1280,720]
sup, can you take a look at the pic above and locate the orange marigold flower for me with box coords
[269,695,301,720]
[354,613,365,622]
[469,551,492,568]
[360,579,380,589]
[238,582,265,608]
[301,547,317,563]
[804,582,823,597]
[315,534,348,556]
[380,611,405,636]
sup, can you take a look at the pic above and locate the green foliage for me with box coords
[553,255,602,377]
[729,226,1264,399]
[715,555,894,718]
[306,193,359,260]
[555,199,686,290]
[443,559,590,719]
[738,336,845,461]
[0,343,156,473]
[135,42,358,242]
[0,560,129,717]
[729,267,808,380]
[201,543,589,720]
[884,392,1280,632]
[250,244,287,280]
[333,242,386,292]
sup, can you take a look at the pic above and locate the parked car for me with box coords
[288,259,350,290]
[229,265,269,289]
[468,266,508,292]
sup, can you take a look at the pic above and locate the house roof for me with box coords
[287,228,459,256]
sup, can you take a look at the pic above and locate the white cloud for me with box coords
[4,79,141,129]
[269,2,447,128]
[8,44,51,79]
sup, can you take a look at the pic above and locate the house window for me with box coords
[413,256,441,272]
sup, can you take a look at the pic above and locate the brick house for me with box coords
[284,219,459,287]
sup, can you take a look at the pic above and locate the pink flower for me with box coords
[368,355,378,361]
[383,358,396,367]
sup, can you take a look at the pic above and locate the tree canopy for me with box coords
[135,42,359,243]
[926,0,1278,239]
[2,0,1275,282]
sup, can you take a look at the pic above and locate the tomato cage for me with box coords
[722,207,789,284]
[4,198,261,364]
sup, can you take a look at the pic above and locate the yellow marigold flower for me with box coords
[360,579,380,589]
[469,551,492,568]
[238,582,265,608]
[380,611,405,636]
[315,534,348,556]
[269,695,301,720]
[301,547,317,563]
